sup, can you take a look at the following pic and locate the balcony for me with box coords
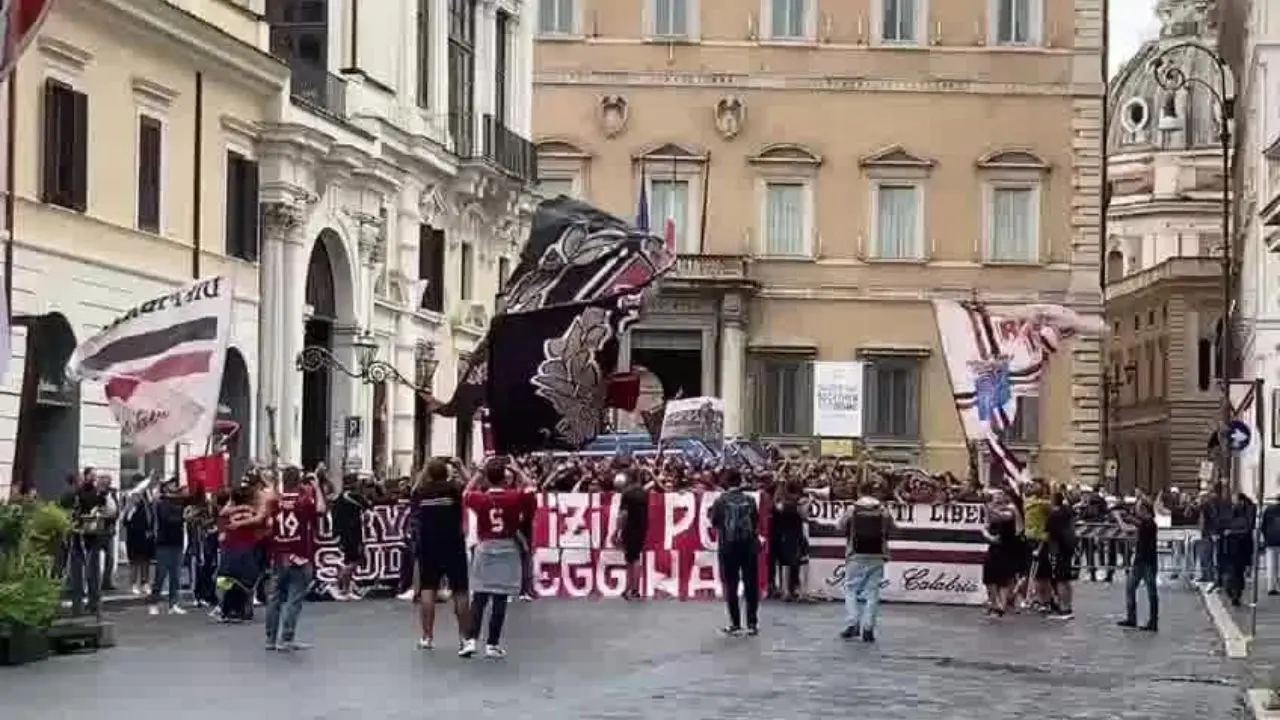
[481,114,537,182]
[1104,256,1222,301]
[667,254,756,289]
[289,60,347,118]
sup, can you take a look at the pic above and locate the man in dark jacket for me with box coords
[149,477,189,615]
[1262,494,1280,595]
[709,469,760,637]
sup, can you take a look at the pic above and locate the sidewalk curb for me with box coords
[1199,586,1250,659]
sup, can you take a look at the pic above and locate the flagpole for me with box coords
[4,67,13,317]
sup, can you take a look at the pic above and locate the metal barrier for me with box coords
[1071,523,1199,587]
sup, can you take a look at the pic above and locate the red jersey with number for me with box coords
[218,505,262,550]
[465,488,534,541]
[267,488,319,563]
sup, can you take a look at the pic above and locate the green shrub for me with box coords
[0,501,71,631]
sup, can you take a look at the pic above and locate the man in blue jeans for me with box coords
[265,468,326,652]
[838,494,896,643]
[1117,498,1158,632]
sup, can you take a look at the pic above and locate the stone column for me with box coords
[259,200,306,465]
[279,221,309,466]
[719,293,747,438]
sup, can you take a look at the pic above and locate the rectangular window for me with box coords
[495,10,510,124]
[757,357,812,436]
[136,115,162,233]
[995,0,1036,45]
[1008,395,1039,444]
[873,184,921,259]
[460,242,474,301]
[987,186,1037,262]
[653,0,689,37]
[763,181,806,256]
[863,358,920,440]
[416,0,430,108]
[224,151,260,262]
[41,79,88,212]
[538,0,575,34]
[650,179,692,253]
[770,0,807,39]
[448,0,476,157]
[418,224,446,312]
[881,0,918,42]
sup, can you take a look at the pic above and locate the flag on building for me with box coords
[0,0,52,83]
[66,276,234,455]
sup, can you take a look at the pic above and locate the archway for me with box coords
[301,232,339,471]
[13,312,82,499]
[219,347,252,483]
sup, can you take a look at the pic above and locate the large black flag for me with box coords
[434,196,675,419]
[486,295,644,454]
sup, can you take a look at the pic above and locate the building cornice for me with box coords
[534,70,1101,97]
[69,0,288,97]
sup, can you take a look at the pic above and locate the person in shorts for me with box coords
[330,474,371,600]
[1046,489,1078,619]
[613,469,650,600]
[409,458,473,651]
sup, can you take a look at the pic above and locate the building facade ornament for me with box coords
[713,96,745,140]
[352,211,387,266]
[261,200,306,242]
[598,94,629,138]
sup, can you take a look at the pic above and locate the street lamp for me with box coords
[1104,362,1137,493]
[295,330,437,400]
[1150,42,1236,485]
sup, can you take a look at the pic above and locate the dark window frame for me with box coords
[416,0,431,108]
[136,114,162,233]
[862,356,921,441]
[754,354,813,437]
[40,79,88,212]
[224,151,260,262]
[447,0,476,154]
[494,9,510,124]
[418,223,446,313]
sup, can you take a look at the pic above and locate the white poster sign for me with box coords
[811,361,864,438]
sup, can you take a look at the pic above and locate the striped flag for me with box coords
[0,0,52,83]
[66,276,233,455]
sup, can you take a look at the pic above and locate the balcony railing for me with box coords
[672,254,750,281]
[1104,256,1221,301]
[482,114,537,182]
[289,60,347,118]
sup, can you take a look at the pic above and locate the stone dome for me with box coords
[1106,0,1230,155]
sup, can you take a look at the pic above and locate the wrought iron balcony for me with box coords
[289,60,347,118]
[482,114,537,182]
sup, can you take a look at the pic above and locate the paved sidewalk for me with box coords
[1,583,1245,720]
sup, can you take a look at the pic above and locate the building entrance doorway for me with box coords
[631,330,702,399]
[301,235,337,471]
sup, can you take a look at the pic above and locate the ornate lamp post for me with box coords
[1104,362,1137,493]
[1149,41,1236,485]
[295,330,436,399]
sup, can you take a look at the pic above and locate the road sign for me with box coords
[1227,420,1252,452]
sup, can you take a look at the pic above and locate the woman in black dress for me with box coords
[982,489,1021,615]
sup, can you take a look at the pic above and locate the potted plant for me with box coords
[0,500,71,665]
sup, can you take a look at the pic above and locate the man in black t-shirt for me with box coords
[1045,491,1077,619]
[410,459,472,650]
[1117,499,1159,632]
[613,469,650,600]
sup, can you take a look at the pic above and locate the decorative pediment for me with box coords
[632,142,708,162]
[858,145,937,169]
[748,143,822,166]
[976,148,1050,171]
[534,138,591,159]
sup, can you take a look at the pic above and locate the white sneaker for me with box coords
[519,593,534,602]
[147,605,161,616]
[130,584,141,596]
[438,589,452,602]
[457,638,477,658]
[397,589,416,601]
[253,597,263,607]
[484,644,506,659]
[168,605,187,615]
[417,637,433,650]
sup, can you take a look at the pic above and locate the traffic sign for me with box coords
[1227,420,1252,452]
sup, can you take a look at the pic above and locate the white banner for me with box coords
[66,276,233,454]
[806,559,986,605]
[659,396,724,444]
[811,361,864,438]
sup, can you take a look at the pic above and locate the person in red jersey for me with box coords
[264,467,327,652]
[215,483,269,622]
[461,457,536,659]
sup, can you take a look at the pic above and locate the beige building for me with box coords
[0,0,288,498]
[533,0,1105,481]
[1103,1,1229,493]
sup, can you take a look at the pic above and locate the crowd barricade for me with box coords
[1070,522,1199,586]
[296,493,994,605]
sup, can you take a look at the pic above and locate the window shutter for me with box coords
[40,81,61,203]
[69,90,89,211]
[225,153,239,257]
[904,363,920,438]
[137,117,161,231]
[243,160,260,261]
[863,362,878,435]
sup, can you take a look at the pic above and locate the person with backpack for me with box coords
[708,468,761,637]
[837,493,896,643]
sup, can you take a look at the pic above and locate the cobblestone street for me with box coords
[0,584,1246,720]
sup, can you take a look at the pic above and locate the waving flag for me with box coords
[0,0,52,83]
[66,276,233,454]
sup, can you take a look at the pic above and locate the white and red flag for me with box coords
[66,276,234,455]
[0,0,52,83]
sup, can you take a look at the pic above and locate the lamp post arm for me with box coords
[364,359,436,401]
[296,346,362,379]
